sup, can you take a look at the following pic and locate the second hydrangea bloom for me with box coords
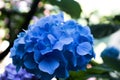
[101,47,120,59]
[0,64,38,80]
[10,13,95,80]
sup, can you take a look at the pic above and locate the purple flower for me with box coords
[0,64,38,80]
[10,13,95,80]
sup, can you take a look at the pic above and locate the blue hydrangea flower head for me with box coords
[0,64,38,80]
[101,47,120,59]
[10,13,95,80]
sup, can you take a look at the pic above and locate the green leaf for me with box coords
[87,65,112,74]
[102,56,120,72]
[113,15,120,21]
[67,71,88,80]
[66,64,112,80]
[47,0,82,19]
[90,24,120,38]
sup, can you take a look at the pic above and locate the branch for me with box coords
[0,44,12,61]
[20,0,41,30]
[0,0,41,61]
[0,8,27,16]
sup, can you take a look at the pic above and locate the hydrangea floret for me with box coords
[0,64,38,80]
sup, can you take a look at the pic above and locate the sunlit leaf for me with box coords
[46,0,82,19]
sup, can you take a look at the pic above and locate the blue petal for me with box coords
[38,58,59,74]
[40,47,52,55]
[77,55,93,70]
[25,37,38,52]
[78,25,90,35]
[12,56,22,72]
[77,42,92,55]
[24,53,37,69]
[30,27,45,37]
[14,77,20,80]
[18,38,25,44]
[53,41,64,51]
[62,20,76,34]
[63,51,77,69]
[44,23,50,32]
[51,26,63,39]
[46,50,67,67]
[60,37,73,45]
[47,34,57,45]
[10,47,16,57]
[16,44,25,59]
[65,43,76,54]
[53,37,73,51]
[39,72,54,80]
[78,35,91,43]
[55,65,69,78]
[25,41,34,52]
[37,41,46,50]
[17,32,25,37]
[34,48,42,63]
[77,56,87,69]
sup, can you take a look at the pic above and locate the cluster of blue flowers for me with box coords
[10,13,95,80]
[0,64,38,80]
